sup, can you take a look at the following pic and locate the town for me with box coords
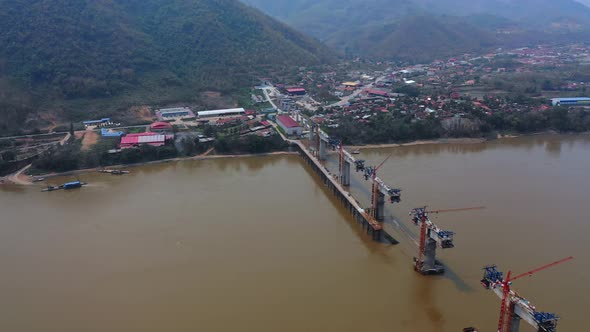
[2,43,590,177]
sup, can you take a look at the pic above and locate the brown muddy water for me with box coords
[0,134,588,332]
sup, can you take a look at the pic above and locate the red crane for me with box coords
[493,256,573,332]
[410,206,485,273]
[369,154,391,220]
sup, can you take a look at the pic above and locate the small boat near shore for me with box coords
[98,169,130,175]
[42,185,60,192]
[351,149,361,155]
[42,180,87,192]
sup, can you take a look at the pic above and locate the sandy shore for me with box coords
[9,151,299,183]
[345,137,487,150]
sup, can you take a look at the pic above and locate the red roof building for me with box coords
[120,134,166,149]
[150,122,173,131]
[276,115,302,136]
[286,88,307,96]
[366,89,389,97]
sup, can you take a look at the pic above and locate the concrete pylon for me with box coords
[319,139,327,160]
[375,192,385,221]
[423,236,438,271]
[341,160,351,186]
[509,312,521,332]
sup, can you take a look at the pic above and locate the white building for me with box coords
[197,108,246,118]
[276,115,302,136]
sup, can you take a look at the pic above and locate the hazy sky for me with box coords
[577,0,590,7]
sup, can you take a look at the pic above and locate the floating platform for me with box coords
[42,180,87,192]
[98,169,129,175]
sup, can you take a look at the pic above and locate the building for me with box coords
[551,97,590,106]
[156,107,195,120]
[101,128,124,137]
[83,118,111,126]
[343,81,360,88]
[197,108,246,118]
[286,88,306,96]
[276,115,302,136]
[366,89,389,98]
[120,133,167,149]
[150,122,173,132]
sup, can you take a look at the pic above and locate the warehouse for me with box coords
[197,108,245,118]
[157,107,195,120]
[120,133,167,149]
[551,97,590,106]
[276,115,302,136]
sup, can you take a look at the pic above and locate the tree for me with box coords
[1,150,16,161]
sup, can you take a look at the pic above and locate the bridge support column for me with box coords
[423,237,437,271]
[375,192,385,221]
[416,235,444,274]
[509,313,521,332]
[341,160,351,186]
[319,139,327,160]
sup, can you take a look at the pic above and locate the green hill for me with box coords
[242,0,590,61]
[0,0,333,133]
[326,15,499,62]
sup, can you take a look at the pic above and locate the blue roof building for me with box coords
[551,97,590,106]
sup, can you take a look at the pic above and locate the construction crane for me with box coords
[481,256,573,332]
[409,206,484,274]
[368,155,391,220]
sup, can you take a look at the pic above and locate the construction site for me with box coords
[282,114,575,332]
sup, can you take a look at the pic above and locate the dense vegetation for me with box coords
[0,0,334,134]
[31,131,288,173]
[326,107,590,145]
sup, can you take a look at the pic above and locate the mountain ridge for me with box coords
[242,0,590,60]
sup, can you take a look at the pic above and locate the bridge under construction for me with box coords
[273,112,573,331]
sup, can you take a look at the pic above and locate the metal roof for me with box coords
[121,134,165,145]
[197,108,245,117]
[551,97,590,101]
[277,115,301,128]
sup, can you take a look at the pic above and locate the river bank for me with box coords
[0,151,299,185]
[345,137,487,150]
[344,130,583,150]
[5,131,586,186]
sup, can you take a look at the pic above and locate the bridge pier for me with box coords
[509,311,521,332]
[417,236,444,274]
[341,160,351,186]
[376,192,385,221]
[319,139,327,160]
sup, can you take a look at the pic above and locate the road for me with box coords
[261,86,281,112]
[4,164,32,185]
[328,75,387,107]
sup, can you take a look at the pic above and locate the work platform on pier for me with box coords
[291,140,396,244]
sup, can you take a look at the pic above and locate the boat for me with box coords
[61,180,87,190]
[41,185,60,192]
[351,149,361,154]
[33,177,45,182]
[98,169,129,175]
[110,169,129,175]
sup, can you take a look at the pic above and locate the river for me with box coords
[0,134,588,331]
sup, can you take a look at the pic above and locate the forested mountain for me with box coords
[242,0,590,60]
[0,0,333,133]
